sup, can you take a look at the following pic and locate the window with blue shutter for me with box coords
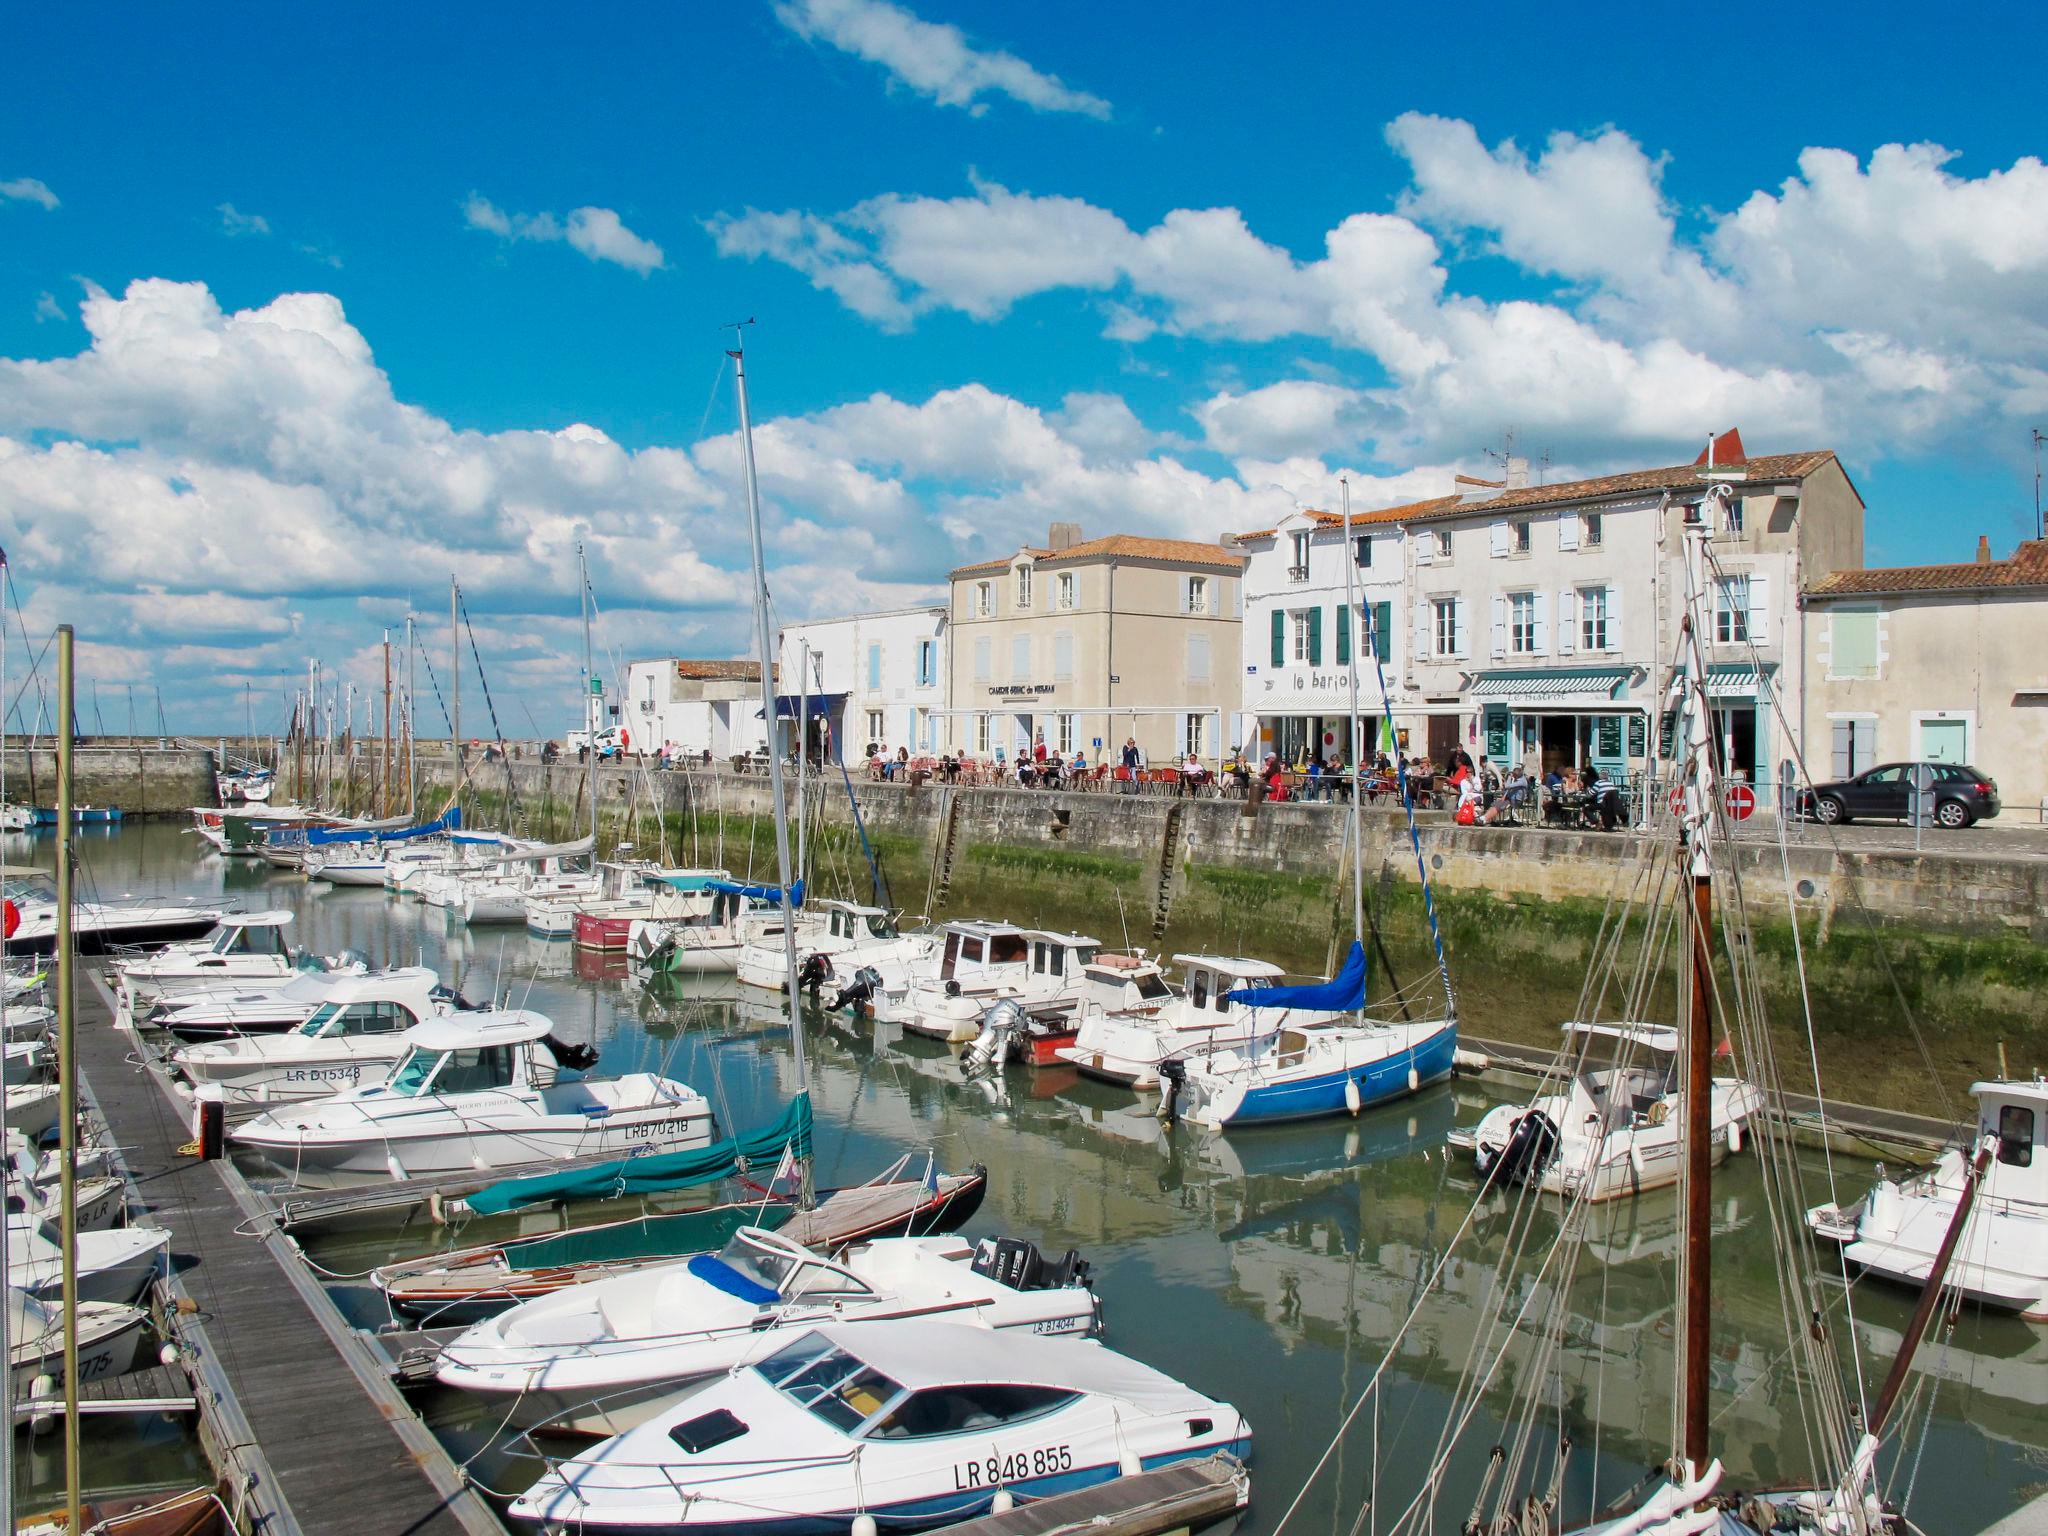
[1307,606,1323,666]
[1335,604,1351,665]
[1372,602,1392,663]
[866,644,881,690]
[1270,608,1285,667]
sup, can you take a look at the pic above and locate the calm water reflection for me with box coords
[37,824,2047,1532]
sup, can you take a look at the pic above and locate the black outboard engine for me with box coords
[540,1036,601,1072]
[1494,1109,1560,1187]
[830,965,883,1014]
[1156,1057,1189,1126]
[797,952,833,997]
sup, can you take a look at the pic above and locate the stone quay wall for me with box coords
[1,746,218,817]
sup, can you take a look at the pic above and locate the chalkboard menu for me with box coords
[1595,715,1623,759]
[1628,715,1647,758]
[1484,709,1510,761]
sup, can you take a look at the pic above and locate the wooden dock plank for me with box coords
[76,977,504,1536]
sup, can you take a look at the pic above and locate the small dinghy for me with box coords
[508,1319,1251,1533]
[231,1009,715,1186]
[436,1228,1100,1435]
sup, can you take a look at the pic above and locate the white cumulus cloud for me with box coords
[773,0,1109,119]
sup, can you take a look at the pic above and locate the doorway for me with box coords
[1427,715,1458,769]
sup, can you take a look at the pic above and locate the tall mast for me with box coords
[381,629,392,818]
[1677,492,1720,1475]
[0,563,12,1531]
[731,335,811,1102]
[450,577,463,810]
[1340,480,1365,1002]
[406,611,417,819]
[580,542,597,843]
[796,636,809,883]
[55,624,80,1534]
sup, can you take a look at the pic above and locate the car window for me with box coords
[1860,767,1905,784]
[1936,765,1974,783]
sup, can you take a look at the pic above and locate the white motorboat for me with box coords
[230,1010,716,1186]
[0,868,221,958]
[171,966,461,1102]
[629,884,787,973]
[571,867,728,952]
[890,928,1100,1042]
[1451,1022,1763,1203]
[145,962,431,1042]
[735,901,934,994]
[1,1036,49,1086]
[7,1212,170,1305]
[8,1287,151,1397]
[113,909,300,1005]
[508,1319,1252,1534]
[1808,1076,2048,1318]
[423,837,599,925]
[7,1167,124,1231]
[189,802,312,855]
[436,1227,1102,1434]
[1055,954,1317,1091]
[5,1083,59,1140]
[0,805,33,833]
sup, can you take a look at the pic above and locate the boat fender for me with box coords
[1726,1119,1742,1154]
[1118,1447,1144,1477]
[991,1490,1015,1514]
[853,1516,878,1536]
[1344,1077,1362,1116]
[1406,1066,1419,1093]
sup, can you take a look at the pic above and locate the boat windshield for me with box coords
[716,1233,798,1293]
[385,1046,443,1097]
[0,877,53,905]
[297,1003,343,1039]
[754,1335,904,1434]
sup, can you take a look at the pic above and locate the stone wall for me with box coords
[1,747,218,817]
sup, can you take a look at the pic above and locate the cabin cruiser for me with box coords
[230,1010,715,1186]
[1452,1022,1763,1202]
[1167,943,1459,1129]
[171,967,463,1101]
[143,961,436,1042]
[431,839,600,925]
[189,802,315,856]
[891,928,1100,1042]
[736,901,933,995]
[507,1320,1252,1534]
[1809,1077,2048,1318]
[9,1288,151,1397]
[113,910,301,1006]
[436,1227,1102,1434]
[571,867,726,951]
[0,868,220,957]
[962,952,1171,1071]
[627,880,780,973]
[7,1212,170,1306]
[1055,954,1305,1091]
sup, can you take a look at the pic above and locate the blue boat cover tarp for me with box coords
[1225,941,1367,1011]
[304,807,461,847]
[763,692,848,721]
[708,877,804,907]
[685,1253,782,1305]
[461,1093,814,1216]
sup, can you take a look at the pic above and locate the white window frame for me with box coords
[1509,591,1537,654]
[1291,610,1312,662]
[975,714,991,753]
[1288,531,1312,581]
[1057,713,1076,754]
[1055,572,1077,610]
[1185,575,1208,615]
[1512,521,1531,555]
[974,580,993,618]
[1582,512,1603,548]
[1579,586,1610,652]
[1432,598,1457,658]
[1714,575,1751,644]
[1436,529,1453,559]
[1183,713,1207,759]
[865,710,886,744]
[1015,565,1033,609]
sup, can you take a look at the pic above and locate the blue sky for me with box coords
[3,1,2043,731]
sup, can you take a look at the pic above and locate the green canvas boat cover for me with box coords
[463,1093,813,1216]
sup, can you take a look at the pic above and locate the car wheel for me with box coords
[1934,799,1972,829]
[1814,795,1846,825]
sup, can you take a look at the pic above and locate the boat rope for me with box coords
[1365,610,1452,1019]
[455,587,523,822]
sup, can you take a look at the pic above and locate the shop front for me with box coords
[1251,696,1393,768]
[1470,667,1642,782]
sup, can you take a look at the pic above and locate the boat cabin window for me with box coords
[1189,971,1210,1010]
[867,1384,1078,1440]
[1032,944,1054,975]
[961,937,984,967]
[243,925,289,958]
[1133,970,1170,1001]
[863,913,898,940]
[1998,1104,2036,1167]
[783,1261,876,1300]
[717,1233,799,1293]
[388,1044,517,1097]
[299,1001,412,1039]
[988,933,1029,966]
[757,1339,905,1433]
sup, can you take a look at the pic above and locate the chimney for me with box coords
[1504,455,1530,490]
[1977,535,1992,564]
[1047,521,1081,552]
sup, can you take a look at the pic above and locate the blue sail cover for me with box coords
[708,877,804,907]
[1225,941,1367,1011]
[303,807,462,847]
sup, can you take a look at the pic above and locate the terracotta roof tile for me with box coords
[1807,540,2048,599]
[951,535,1242,578]
[948,548,1050,579]
[1233,496,1459,543]
[672,659,768,682]
[1397,450,1841,523]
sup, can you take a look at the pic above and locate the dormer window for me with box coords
[1288,531,1311,582]
[1015,565,1033,609]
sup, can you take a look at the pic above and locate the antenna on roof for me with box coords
[2033,427,2044,540]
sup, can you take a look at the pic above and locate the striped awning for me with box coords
[1704,662,1776,699]
[1468,668,1631,711]
[1249,696,1367,716]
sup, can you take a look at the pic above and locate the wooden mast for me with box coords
[380,629,393,817]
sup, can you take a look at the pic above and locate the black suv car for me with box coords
[1799,762,2000,828]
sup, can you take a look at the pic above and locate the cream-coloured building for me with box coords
[947,524,1244,767]
[1802,536,2048,820]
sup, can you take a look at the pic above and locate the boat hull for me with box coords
[1189,1021,1458,1129]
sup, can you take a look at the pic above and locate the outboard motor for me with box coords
[960,999,1025,1073]
[797,953,833,998]
[829,966,884,1015]
[1493,1109,1560,1187]
[530,1034,602,1089]
[1156,1056,1189,1126]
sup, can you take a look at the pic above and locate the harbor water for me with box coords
[38,822,2048,1531]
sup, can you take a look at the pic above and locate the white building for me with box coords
[777,605,948,760]
[1232,506,1410,765]
[620,658,772,759]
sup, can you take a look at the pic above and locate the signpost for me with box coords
[1909,762,1936,852]
[1723,784,1756,822]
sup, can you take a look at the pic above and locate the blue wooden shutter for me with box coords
[1270,608,1285,666]
[1335,604,1351,665]
[1307,606,1323,666]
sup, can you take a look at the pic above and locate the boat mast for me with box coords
[1340,479,1365,1013]
[0,565,12,1532]
[381,629,393,818]
[450,577,463,813]
[730,333,811,1107]
[55,624,81,1533]
[1677,491,1720,1476]
[406,611,417,819]
[580,542,597,844]
[796,636,808,884]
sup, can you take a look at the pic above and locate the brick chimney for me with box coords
[1047,521,1081,552]
[1977,535,1992,563]
[1504,455,1530,490]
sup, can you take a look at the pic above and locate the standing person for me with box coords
[1033,732,1048,766]
[1120,736,1141,794]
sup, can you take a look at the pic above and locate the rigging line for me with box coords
[455,588,523,820]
